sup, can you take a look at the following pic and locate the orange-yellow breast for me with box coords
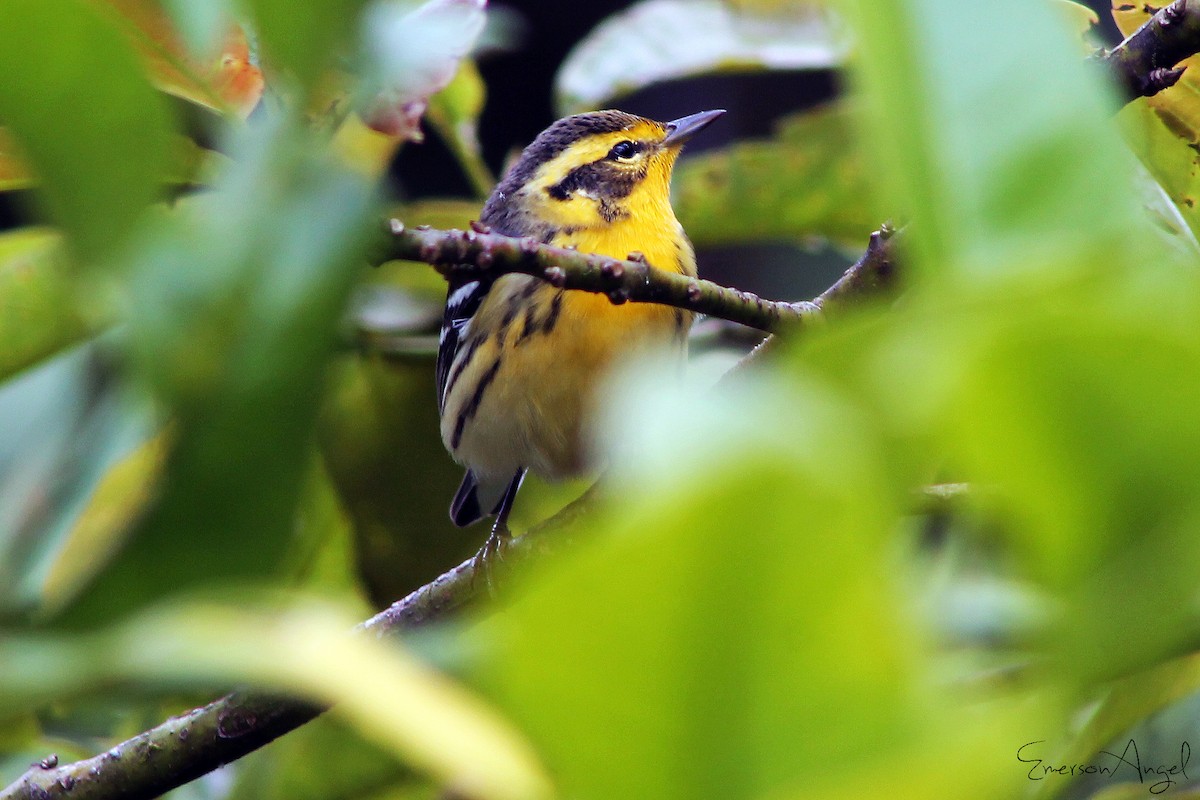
[441,214,695,482]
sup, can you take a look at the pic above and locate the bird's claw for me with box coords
[471,521,512,596]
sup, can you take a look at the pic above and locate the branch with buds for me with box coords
[1100,0,1200,99]
[378,220,899,333]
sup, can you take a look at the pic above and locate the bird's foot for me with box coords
[471,520,512,597]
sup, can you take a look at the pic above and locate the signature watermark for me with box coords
[1018,739,1191,795]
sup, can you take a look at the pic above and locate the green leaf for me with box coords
[35,432,169,618]
[841,0,1142,281]
[855,269,1200,682]
[0,129,34,192]
[1118,93,1200,244]
[673,103,874,248]
[245,0,365,91]
[0,0,173,260]
[555,0,843,115]
[0,230,96,380]
[0,599,553,800]
[475,366,1025,799]
[63,123,378,624]
[0,345,154,619]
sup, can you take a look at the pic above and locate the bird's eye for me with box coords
[608,140,638,160]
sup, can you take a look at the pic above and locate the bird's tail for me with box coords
[450,469,526,527]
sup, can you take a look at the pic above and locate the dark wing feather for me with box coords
[436,276,491,413]
[437,197,532,413]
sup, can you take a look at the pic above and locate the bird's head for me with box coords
[483,109,725,235]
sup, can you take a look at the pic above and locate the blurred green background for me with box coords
[5,1,1200,799]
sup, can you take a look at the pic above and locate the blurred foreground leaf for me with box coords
[63,123,377,623]
[555,0,843,114]
[674,104,873,249]
[844,0,1137,281]
[0,130,34,192]
[0,0,173,260]
[36,432,169,617]
[0,346,152,619]
[96,0,264,117]
[475,365,1026,799]
[244,0,366,91]
[0,600,552,800]
[0,230,95,380]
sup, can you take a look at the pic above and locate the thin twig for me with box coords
[720,223,901,380]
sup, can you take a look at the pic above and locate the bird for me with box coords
[436,108,725,557]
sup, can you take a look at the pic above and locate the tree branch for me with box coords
[719,223,900,380]
[1100,0,1200,100]
[380,221,834,333]
[0,488,595,800]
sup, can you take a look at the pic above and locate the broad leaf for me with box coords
[843,0,1139,281]
[0,0,173,260]
[95,0,264,117]
[63,124,377,623]
[673,103,874,248]
[556,0,843,115]
[0,600,552,800]
[476,366,1029,799]
[0,230,94,380]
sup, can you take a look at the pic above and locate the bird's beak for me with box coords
[661,109,725,148]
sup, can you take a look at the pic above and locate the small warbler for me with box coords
[437,108,724,550]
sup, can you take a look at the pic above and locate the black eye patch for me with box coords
[607,140,641,160]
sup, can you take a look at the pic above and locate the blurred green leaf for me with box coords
[245,0,366,90]
[555,0,843,115]
[474,365,1027,799]
[0,230,96,381]
[0,0,173,260]
[1118,94,1200,244]
[674,103,874,249]
[0,129,34,192]
[227,714,414,800]
[0,345,154,620]
[842,0,1140,281]
[858,262,1200,679]
[0,600,553,800]
[0,130,229,196]
[36,432,169,618]
[63,123,377,624]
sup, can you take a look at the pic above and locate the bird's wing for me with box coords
[436,275,490,413]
